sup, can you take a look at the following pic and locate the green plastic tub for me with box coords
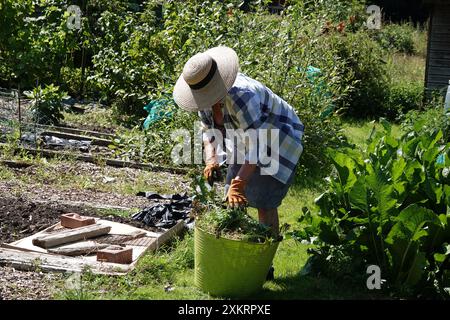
[194,226,280,298]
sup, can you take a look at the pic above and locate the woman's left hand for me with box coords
[226,178,248,208]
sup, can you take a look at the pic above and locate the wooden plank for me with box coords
[0,248,130,274]
[429,24,450,33]
[47,241,110,256]
[433,11,450,24]
[429,34,450,43]
[40,130,113,147]
[0,160,33,169]
[32,224,111,249]
[427,65,450,75]
[148,220,185,252]
[0,143,188,174]
[19,122,115,139]
[427,75,450,83]
[428,58,450,68]
[426,82,449,90]
[428,51,450,60]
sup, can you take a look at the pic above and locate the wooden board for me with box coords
[0,143,188,174]
[0,219,185,275]
[47,241,111,256]
[40,130,113,147]
[33,224,112,248]
[425,4,450,91]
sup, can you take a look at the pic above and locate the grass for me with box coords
[341,119,402,147]
[387,53,425,84]
[62,107,127,132]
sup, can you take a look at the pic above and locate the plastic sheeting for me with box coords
[132,192,194,229]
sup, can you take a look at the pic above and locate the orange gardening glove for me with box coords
[226,178,248,208]
[203,163,221,185]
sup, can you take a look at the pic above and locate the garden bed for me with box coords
[0,196,163,244]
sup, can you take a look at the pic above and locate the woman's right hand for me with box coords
[203,163,221,185]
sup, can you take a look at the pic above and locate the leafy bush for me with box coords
[0,1,80,88]
[25,84,68,125]
[401,95,449,140]
[294,120,450,297]
[326,31,390,118]
[109,104,196,165]
[385,80,424,119]
[1,0,401,179]
[372,23,416,55]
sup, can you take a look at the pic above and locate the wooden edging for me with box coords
[0,143,188,174]
[19,122,116,140]
[0,247,130,275]
[0,160,33,169]
[40,130,113,147]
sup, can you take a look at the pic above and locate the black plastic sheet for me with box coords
[132,192,193,229]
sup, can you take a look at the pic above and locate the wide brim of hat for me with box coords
[173,46,239,112]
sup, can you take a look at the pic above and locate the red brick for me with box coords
[97,246,133,264]
[60,213,95,229]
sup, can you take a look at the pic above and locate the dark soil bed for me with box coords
[0,196,161,244]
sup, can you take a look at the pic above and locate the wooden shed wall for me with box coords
[425,4,450,92]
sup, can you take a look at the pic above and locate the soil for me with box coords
[0,196,162,244]
[0,267,61,300]
[0,161,189,210]
[0,194,164,300]
[0,180,150,211]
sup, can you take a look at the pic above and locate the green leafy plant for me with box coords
[294,119,450,297]
[25,84,68,125]
[385,80,424,119]
[401,95,450,140]
[190,173,274,243]
[371,23,416,55]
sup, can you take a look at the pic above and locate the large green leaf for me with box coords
[421,130,443,163]
[327,148,357,192]
[386,204,440,287]
[366,164,397,222]
[348,176,368,212]
[404,160,425,188]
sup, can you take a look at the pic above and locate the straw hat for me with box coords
[173,46,239,112]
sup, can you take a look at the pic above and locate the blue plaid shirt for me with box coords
[199,73,304,184]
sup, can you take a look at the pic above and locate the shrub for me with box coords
[326,31,390,118]
[401,94,450,140]
[372,23,416,55]
[25,84,68,125]
[385,80,424,119]
[293,120,450,297]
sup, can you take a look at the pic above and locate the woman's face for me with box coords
[212,96,226,109]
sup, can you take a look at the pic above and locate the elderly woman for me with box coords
[173,46,304,239]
